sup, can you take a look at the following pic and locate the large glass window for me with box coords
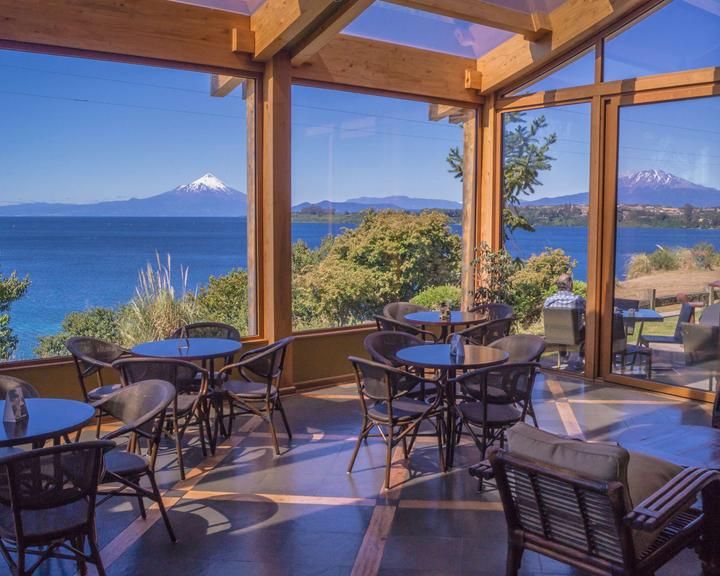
[0,49,256,361]
[291,86,475,331]
[608,96,720,390]
[604,0,720,81]
[501,103,591,373]
[508,49,596,96]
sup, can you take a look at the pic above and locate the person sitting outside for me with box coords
[544,274,585,368]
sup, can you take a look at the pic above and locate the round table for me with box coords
[404,311,489,341]
[0,398,94,448]
[396,343,509,469]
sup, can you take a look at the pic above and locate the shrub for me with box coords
[692,242,716,270]
[194,269,249,335]
[626,253,652,279]
[648,247,679,272]
[35,307,120,358]
[410,285,462,310]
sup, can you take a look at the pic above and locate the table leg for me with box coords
[444,368,457,470]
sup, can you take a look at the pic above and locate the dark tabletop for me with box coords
[404,311,488,327]
[621,309,664,322]
[131,338,242,361]
[0,398,94,448]
[395,343,509,370]
[620,424,720,469]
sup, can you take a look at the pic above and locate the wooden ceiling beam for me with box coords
[294,34,483,105]
[290,0,374,66]
[474,0,656,94]
[210,74,245,97]
[385,0,551,38]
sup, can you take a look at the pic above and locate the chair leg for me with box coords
[135,476,147,519]
[384,426,394,490]
[506,544,523,576]
[527,399,539,428]
[147,470,177,543]
[348,419,370,473]
[436,415,445,472]
[277,398,292,440]
[87,530,107,576]
[267,403,281,456]
[173,412,186,481]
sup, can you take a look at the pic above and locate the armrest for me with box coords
[625,467,720,532]
[469,460,494,481]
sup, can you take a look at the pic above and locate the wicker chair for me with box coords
[469,302,514,320]
[0,375,38,399]
[347,356,444,490]
[613,313,652,378]
[488,335,546,427]
[382,302,428,322]
[216,337,294,455]
[452,362,540,463]
[451,316,514,346]
[112,357,210,479]
[479,423,720,576]
[170,322,241,367]
[0,440,114,576]
[374,315,438,342]
[94,379,177,543]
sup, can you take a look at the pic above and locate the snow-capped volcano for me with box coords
[618,169,700,191]
[172,173,236,195]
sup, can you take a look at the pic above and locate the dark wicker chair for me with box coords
[347,356,444,490]
[382,302,428,322]
[469,302,513,320]
[452,362,540,463]
[94,379,177,543]
[216,337,294,455]
[112,357,210,480]
[479,423,720,576]
[613,313,652,378]
[488,335,546,427]
[0,376,38,399]
[170,322,242,368]
[451,316,514,346]
[639,303,693,347]
[374,315,438,342]
[0,440,114,576]
[543,308,585,368]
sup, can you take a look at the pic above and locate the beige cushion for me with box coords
[506,423,682,557]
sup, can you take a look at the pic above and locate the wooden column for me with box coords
[244,80,258,336]
[460,112,479,310]
[477,93,501,250]
[261,52,294,385]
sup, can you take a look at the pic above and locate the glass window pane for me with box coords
[0,49,255,361]
[344,1,513,58]
[508,49,595,96]
[501,104,591,374]
[291,86,474,331]
[609,97,720,389]
[604,0,720,81]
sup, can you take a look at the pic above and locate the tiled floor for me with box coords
[3,374,714,575]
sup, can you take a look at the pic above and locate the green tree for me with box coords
[0,268,30,360]
[194,268,249,334]
[35,307,120,358]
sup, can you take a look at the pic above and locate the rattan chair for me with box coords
[451,316,514,346]
[217,337,294,455]
[170,322,241,367]
[94,379,177,543]
[374,315,438,342]
[478,423,720,576]
[452,362,540,462]
[613,313,652,378]
[112,357,210,479]
[469,302,513,320]
[363,331,425,367]
[488,335,546,427]
[0,376,38,399]
[0,440,114,576]
[347,356,445,490]
[382,302,428,322]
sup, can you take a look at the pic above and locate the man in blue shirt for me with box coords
[544,274,585,311]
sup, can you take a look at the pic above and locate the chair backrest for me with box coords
[66,336,127,400]
[232,336,294,383]
[470,302,513,320]
[681,323,720,366]
[0,440,114,539]
[454,317,513,346]
[171,322,241,341]
[673,303,694,340]
[363,331,424,367]
[614,298,640,311]
[701,303,720,326]
[489,334,546,363]
[374,315,428,338]
[382,302,427,322]
[0,375,39,399]
[612,313,628,354]
[455,362,539,411]
[348,356,423,407]
[542,308,583,346]
[112,357,206,395]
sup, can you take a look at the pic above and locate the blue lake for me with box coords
[1,217,718,359]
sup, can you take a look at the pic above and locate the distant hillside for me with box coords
[0,174,248,217]
[522,170,720,208]
[292,196,461,214]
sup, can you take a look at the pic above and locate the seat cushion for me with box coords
[223,380,275,399]
[368,398,431,422]
[103,449,149,478]
[0,500,88,540]
[88,383,122,401]
[459,401,522,425]
[506,423,682,557]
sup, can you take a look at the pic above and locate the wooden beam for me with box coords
[0,0,261,74]
[475,0,655,94]
[465,69,483,90]
[294,34,483,104]
[251,0,340,62]
[385,0,551,38]
[210,74,245,97]
[290,0,374,67]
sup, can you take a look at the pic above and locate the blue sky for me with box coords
[0,0,718,205]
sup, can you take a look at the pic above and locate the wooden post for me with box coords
[477,93,501,250]
[262,52,294,386]
[460,112,478,310]
[244,80,258,336]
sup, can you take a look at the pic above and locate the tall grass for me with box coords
[119,253,198,345]
[626,243,720,279]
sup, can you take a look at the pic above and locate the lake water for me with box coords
[1,217,718,359]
